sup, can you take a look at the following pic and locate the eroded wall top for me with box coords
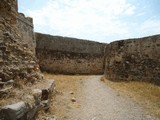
[36,32,104,55]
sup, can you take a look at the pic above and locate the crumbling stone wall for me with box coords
[0,0,42,83]
[0,1,53,119]
[36,33,105,74]
[17,13,35,53]
[104,35,160,84]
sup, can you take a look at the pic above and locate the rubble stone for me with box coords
[2,101,28,120]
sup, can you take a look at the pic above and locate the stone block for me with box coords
[41,80,55,100]
[33,89,42,105]
[27,103,43,120]
[41,100,50,110]
[2,101,28,120]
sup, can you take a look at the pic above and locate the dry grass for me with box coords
[43,73,88,119]
[101,77,160,119]
[44,73,88,92]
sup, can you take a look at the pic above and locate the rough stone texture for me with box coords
[35,32,106,74]
[0,79,55,120]
[41,80,55,100]
[28,79,55,120]
[33,89,42,105]
[17,13,35,53]
[0,0,42,83]
[104,35,160,84]
[2,101,28,120]
[0,80,15,96]
[0,0,51,119]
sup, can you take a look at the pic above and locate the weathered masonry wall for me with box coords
[36,33,106,74]
[0,1,53,119]
[104,35,160,84]
[0,0,42,82]
[17,13,35,53]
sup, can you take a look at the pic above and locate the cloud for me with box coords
[140,19,160,35]
[27,0,137,43]
[136,12,145,17]
[124,5,136,15]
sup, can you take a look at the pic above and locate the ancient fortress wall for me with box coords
[0,0,42,82]
[104,35,160,84]
[17,13,35,53]
[2,0,158,83]
[35,33,106,74]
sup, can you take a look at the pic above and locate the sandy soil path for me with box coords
[51,75,158,120]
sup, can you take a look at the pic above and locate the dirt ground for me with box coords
[44,74,159,120]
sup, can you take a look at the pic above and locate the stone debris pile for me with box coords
[0,80,55,120]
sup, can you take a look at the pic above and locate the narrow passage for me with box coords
[47,75,157,120]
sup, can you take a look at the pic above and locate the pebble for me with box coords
[71,97,76,102]
[69,91,74,94]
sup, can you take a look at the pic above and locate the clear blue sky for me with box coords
[18,0,160,43]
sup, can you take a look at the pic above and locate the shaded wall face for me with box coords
[104,35,160,84]
[36,33,105,74]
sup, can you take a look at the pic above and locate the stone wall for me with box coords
[36,33,106,74]
[0,1,56,119]
[104,35,160,84]
[17,13,35,53]
[0,0,42,83]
